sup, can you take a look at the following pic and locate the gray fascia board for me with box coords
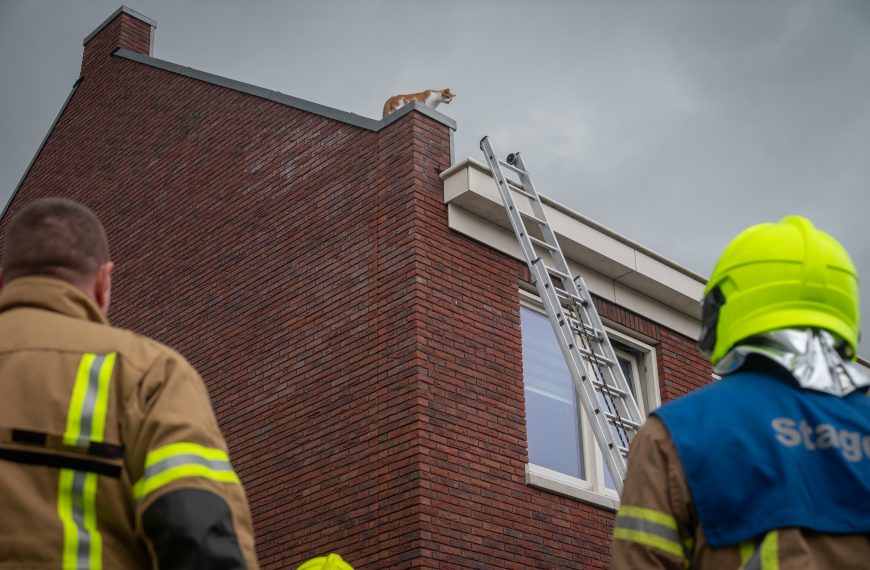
[83,6,157,46]
[113,49,456,133]
[1,78,83,221]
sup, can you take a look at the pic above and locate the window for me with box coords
[520,297,659,508]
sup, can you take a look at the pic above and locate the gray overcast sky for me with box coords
[2,0,869,355]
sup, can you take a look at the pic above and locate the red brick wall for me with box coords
[82,11,152,75]
[1,25,412,565]
[1,12,712,569]
[595,299,712,403]
[408,168,711,567]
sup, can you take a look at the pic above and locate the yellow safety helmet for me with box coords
[699,215,860,364]
[296,553,353,570]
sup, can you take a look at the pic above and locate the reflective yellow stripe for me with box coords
[63,353,116,446]
[739,540,755,566]
[760,531,779,570]
[133,442,240,500]
[615,506,686,560]
[63,354,95,446]
[58,469,102,569]
[145,442,230,466]
[83,472,101,570]
[59,353,115,568]
[57,470,78,568]
[739,531,779,570]
[90,353,115,443]
[618,506,678,529]
[614,528,684,558]
[682,536,695,569]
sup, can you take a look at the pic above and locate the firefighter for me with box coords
[0,198,259,568]
[612,215,870,568]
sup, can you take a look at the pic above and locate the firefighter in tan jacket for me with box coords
[0,198,259,568]
[612,216,870,569]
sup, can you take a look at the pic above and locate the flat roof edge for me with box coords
[84,6,157,46]
[113,49,456,133]
[442,158,708,285]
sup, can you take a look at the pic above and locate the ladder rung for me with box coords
[542,265,570,282]
[497,159,527,178]
[512,186,538,201]
[566,315,602,339]
[490,168,537,201]
[577,345,615,367]
[555,287,588,307]
[604,411,641,431]
[499,177,538,201]
[591,378,627,398]
[610,430,635,451]
[529,235,557,252]
[603,437,631,456]
[519,210,548,227]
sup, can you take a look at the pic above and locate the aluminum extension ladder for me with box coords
[480,136,644,494]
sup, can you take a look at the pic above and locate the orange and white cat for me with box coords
[382,88,455,118]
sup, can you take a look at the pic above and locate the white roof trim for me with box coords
[441,159,707,338]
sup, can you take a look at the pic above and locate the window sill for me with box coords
[525,464,619,512]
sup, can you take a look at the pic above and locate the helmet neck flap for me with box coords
[714,328,870,396]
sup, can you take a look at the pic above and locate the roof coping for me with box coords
[83,5,157,46]
[113,49,456,133]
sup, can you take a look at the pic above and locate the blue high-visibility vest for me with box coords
[653,363,870,547]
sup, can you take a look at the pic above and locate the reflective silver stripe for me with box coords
[745,548,761,570]
[60,353,114,568]
[59,468,100,569]
[70,470,89,568]
[142,453,235,480]
[741,532,778,570]
[77,354,105,443]
[615,514,683,546]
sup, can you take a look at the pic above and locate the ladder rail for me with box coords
[527,259,633,486]
[480,136,644,493]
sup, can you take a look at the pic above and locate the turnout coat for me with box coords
[0,277,258,569]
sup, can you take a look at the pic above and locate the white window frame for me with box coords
[519,290,660,510]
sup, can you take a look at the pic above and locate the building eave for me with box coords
[442,159,705,283]
[441,158,707,338]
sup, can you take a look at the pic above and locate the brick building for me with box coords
[2,7,718,568]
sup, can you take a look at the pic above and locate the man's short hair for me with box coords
[3,198,110,284]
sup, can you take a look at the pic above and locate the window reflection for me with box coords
[522,304,645,493]
[521,307,584,479]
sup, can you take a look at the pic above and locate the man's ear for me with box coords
[94,261,114,314]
